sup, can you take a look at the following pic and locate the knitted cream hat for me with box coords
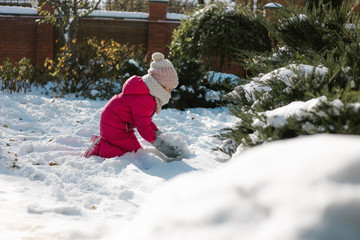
[148,52,179,89]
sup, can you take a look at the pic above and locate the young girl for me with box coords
[83,52,183,159]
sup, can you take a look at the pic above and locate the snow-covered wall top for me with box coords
[88,10,149,19]
[0,6,187,21]
[0,6,37,15]
[85,10,188,21]
[166,12,189,21]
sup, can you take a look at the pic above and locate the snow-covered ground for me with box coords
[1,88,360,240]
[0,88,235,239]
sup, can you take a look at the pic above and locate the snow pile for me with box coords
[114,134,360,240]
[260,64,328,85]
[237,64,328,101]
[261,96,327,128]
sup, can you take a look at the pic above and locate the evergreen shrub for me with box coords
[167,58,242,110]
[167,58,211,110]
[303,0,344,10]
[170,2,272,70]
[266,0,350,54]
[168,2,270,109]
[218,1,360,155]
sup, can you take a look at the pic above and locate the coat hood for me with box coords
[122,76,150,95]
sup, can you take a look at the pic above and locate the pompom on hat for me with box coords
[148,52,179,89]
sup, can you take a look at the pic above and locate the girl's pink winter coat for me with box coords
[95,75,158,158]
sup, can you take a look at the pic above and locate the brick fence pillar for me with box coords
[36,0,54,66]
[147,0,168,57]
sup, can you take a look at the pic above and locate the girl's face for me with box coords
[163,86,173,94]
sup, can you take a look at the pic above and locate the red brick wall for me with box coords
[0,16,37,64]
[149,1,168,21]
[76,18,149,47]
[147,21,179,57]
[147,0,177,58]
[77,1,179,60]
[74,18,179,60]
[36,21,54,66]
[0,15,54,66]
[0,1,179,67]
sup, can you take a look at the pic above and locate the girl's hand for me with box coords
[155,130,163,136]
[151,136,183,159]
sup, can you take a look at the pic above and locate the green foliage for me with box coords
[104,0,196,14]
[303,0,344,10]
[264,0,352,55]
[240,98,360,148]
[44,38,147,99]
[168,0,198,14]
[167,58,242,110]
[218,1,360,155]
[0,58,38,93]
[223,54,360,152]
[167,58,211,110]
[104,0,149,12]
[288,100,360,135]
[222,87,360,152]
[170,2,272,70]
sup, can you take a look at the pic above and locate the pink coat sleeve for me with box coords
[130,96,158,143]
[150,121,158,132]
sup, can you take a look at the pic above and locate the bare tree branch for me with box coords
[347,0,360,18]
[38,0,102,45]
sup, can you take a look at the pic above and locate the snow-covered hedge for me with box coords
[219,62,360,155]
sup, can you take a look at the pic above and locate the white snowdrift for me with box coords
[113,134,360,240]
